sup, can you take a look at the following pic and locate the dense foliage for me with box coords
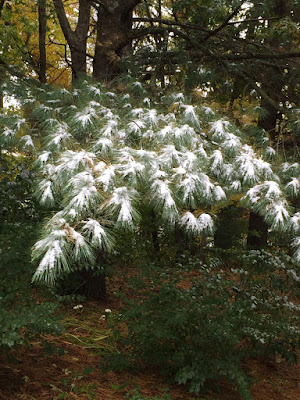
[0,146,62,351]
[103,250,300,399]
[2,79,299,286]
[0,222,62,351]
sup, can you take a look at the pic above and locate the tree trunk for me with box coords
[58,267,107,300]
[53,0,90,82]
[0,73,3,108]
[81,269,107,300]
[245,2,288,249]
[247,211,269,248]
[0,0,6,19]
[0,0,7,107]
[93,0,140,81]
[214,205,245,249]
[38,0,47,83]
[70,43,88,80]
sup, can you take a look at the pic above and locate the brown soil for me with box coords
[1,267,300,400]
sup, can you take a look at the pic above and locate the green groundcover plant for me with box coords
[102,250,300,400]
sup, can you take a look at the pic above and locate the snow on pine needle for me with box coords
[292,237,300,264]
[7,78,300,282]
[82,219,114,250]
[150,179,178,224]
[242,181,291,230]
[103,186,140,228]
[180,211,215,236]
[289,213,300,234]
[64,171,100,214]
[285,177,300,197]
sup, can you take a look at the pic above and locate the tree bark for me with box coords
[247,211,269,248]
[53,0,91,82]
[93,0,141,81]
[38,0,47,83]
[0,81,3,108]
[214,205,244,249]
[81,268,107,300]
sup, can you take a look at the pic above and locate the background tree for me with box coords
[93,0,142,81]
[38,0,47,83]
[53,0,91,81]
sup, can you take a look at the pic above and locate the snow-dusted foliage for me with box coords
[7,79,300,282]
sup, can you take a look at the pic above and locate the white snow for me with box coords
[286,178,300,196]
[96,165,115,191]
[211,119,230,139]
[82,219,107,247]
[198,213,214,233]
[151,179,176,208]
[107,187,136,224]
[182,105,200,129]
[38,151,51,165]
[289,213,300,233]
[181,212,200,233]
[40,180,54,204]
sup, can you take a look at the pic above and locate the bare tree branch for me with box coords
[227,16,281,25]
[203,51,300,61]
[132,26,190,41]
[202,2,245,42]
[132,15,282,35]
[223,62,285,112]
[132,17,210,33]
[38,0,47,83]
[0,57,40,86]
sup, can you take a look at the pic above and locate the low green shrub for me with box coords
[0,153,39,223]
[0,151,63,351]
[0,222,62,351]
[102,250,300,400]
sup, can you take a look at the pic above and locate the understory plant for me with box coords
[0,222,62,351]
[102,250,300,400]
[0,155,62,351]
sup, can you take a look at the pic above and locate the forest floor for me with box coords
[0,266,300,400]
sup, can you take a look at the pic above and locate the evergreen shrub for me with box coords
[102,250,300,400]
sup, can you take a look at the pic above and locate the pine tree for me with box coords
[2,78,300,289]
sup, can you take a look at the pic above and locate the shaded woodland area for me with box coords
[0,1,300,399]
